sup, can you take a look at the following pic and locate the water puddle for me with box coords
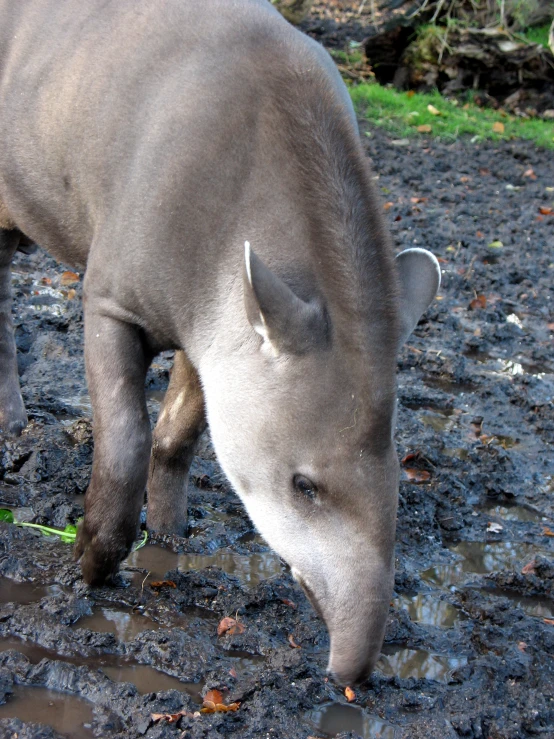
[481,589,554,619]
[0,685,94,738]
[126,543,284,589]
[480,501,546,523]
[76,607,161,640]
[0,637,203,701]
[378,647,466,681]
[394,593,464,627]
[306,702,398,738]
[101,663,201,699]
[418,408,457,433]
[464,350,553,378]
[422,541,553,589]
[0,578,62,605]
[442,447,470,460]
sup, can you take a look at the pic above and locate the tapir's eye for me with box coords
[293,474,318,501]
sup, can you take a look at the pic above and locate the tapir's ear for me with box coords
[395,248,441,346]
[243,241,327,355]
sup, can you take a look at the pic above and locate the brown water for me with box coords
[125,543,284,588]
[482,590,554,619]
[378,647,466,681]
[394,593,464,628]
[76,607,161,640]
[0,686,94,738]
[0,578,62,605]
[479,502,546,523]
[306,702,398,738]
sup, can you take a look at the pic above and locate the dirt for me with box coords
[0,68,554,739]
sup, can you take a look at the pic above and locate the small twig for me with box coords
[141,571,151,592]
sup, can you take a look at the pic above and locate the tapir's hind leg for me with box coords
[75,306,152,585]
[0,228,27,437]
[147,350,206,535]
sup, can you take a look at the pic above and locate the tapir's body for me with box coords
[0,0,439,684]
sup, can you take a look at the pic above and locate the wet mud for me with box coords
[0,126,553,738]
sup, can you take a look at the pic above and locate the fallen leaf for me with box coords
[544,618,554,625]
[539,206,553,215]
[394,215,402,222]
[200,700,240,714]
[288,634,301,648]
[427,104,441,116]
[523,168,536,179]
[476,230,484,238]
[487,522,503,534]
[60,270,79,286]
[492,121,504,134]
[469,294,487,310]
[488,240,503,249]
[542,527,554,537]
[410,196,427,204]
[281,598,297,609]
[204,690,224,705]
[548,323,554,331]
[41,277,52,285]
[345,686,356,702]
[229,667,237,678]
[151,710,192,723]
[517,642,527,652]
[417,124,432,133]
[150,580,177,589]
[406,90,415,98]
[460,176,471,183]
[217,616,245,637]
[200,701,216,714]
[66,288,76,300]
[479,168,490,176]
[403,468,431,483]
[383,201,394,211]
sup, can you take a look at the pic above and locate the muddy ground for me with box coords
[0,105,553,739]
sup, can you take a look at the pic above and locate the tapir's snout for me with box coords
[293,556,393,686]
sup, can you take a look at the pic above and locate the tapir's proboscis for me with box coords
[0,0,440,684]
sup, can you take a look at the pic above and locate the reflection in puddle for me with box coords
[480,502,545,523]
[0,578,62,605]
[378,647,466,681]
[0,686,94,738]
[419,408,456,433]
[126,544,284,588]
[306,702,397,739]
[76,607,161,640]
[422,541,553,588]
[443,447,469,460]
[464,350,553,379]
[102,664,201,700]
[422,377,476,395]
[483,590,554,619]
[394,593,463,627]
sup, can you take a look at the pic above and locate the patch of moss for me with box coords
[350,83,554,149]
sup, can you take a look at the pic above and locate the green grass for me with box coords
[519,23,551,48]
[349,83,554,149]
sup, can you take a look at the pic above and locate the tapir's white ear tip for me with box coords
[244,241,252,285]
[395,247,441,291]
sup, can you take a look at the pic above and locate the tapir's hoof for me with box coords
[0,406,28,438]
[74,520,130,586]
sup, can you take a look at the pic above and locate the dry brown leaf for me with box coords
[281,598,297,609]
[66,288,76,300]
[544,618,554,625]
[200,700,240,714]
[406,90,415,98]
[427,104,441,116]
[539,206,553,215]
[542,527,554,537]
[410,196,428,204]
[476,230,484,238]
[460,176,471,183]
[469,294,487,310]
[344,686,356,702]
[548,323,554,332]
[492,121,504,134]
[522,560,536,575]
[204,690,223,705]
[288,634,301,649]
[517,641,527,652]
[217,616,245,637]
[403,468,431,483]
[229,667,237,678]
[150,580,177,589]
[41,277,52,285]
[60,270,79,286]
[523,168,537,179]
[417,124,432,133]
[383,201,394,211]
[151,710,192,723]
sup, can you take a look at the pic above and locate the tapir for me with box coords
[0,0,440,684]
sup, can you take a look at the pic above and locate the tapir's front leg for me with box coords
[147,350,206,535]
[0,229,27,437]
[75,303,152,585]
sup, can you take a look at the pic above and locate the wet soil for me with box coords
[0,104,553,739]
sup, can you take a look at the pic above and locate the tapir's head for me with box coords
[202,242,440,685]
